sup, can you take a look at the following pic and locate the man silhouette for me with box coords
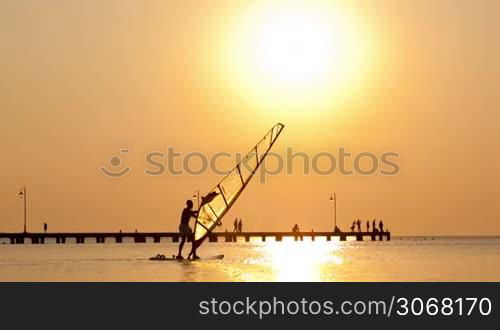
[366,221,370,232]
[356,219,361,232]
[233,218,238,232]
[379,220,384,233]
[238,219,243,233]
[43,223,47,234]
[177,200,198,260]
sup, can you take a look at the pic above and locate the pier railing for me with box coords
[0,231,390,244]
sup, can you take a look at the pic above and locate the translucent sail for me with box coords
[193,123,285,244]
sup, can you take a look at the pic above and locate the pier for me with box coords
[0,231,390,244]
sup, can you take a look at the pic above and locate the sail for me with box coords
[193,123,285,244]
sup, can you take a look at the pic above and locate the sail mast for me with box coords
[192,123,285,246]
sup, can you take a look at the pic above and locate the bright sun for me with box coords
[254,8,340,87]
[224,1,370,110]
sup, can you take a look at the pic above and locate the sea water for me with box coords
[0,237,499,281]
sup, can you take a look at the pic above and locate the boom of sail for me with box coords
[192,123,285,245]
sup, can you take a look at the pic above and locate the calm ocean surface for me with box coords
[1,237,499,281]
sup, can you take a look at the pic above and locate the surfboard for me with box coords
[149,254,224,261]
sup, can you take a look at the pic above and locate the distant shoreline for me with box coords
[394,235,500,239]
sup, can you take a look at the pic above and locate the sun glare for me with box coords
[263,241,343,281]
[223,1,370,110]
[254,9,342,87]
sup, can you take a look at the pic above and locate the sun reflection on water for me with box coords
[258,240,344,281]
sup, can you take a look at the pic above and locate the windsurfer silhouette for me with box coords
[182,124,284,260]
[176,200,198,260]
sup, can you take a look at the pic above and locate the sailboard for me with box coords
[191,123,285,249]
[149,254,224,261]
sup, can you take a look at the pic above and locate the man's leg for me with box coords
[188,238,200,260]
[189,246,200,259]
[177,236,186,258]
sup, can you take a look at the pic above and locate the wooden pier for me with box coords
[0,231,390,244]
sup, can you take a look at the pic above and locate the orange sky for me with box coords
[1,0,499,235]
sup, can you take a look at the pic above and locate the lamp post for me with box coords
[18,186,27,233]
[193,188,200,210]
[329,193,336,230]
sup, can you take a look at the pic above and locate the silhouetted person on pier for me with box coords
[372,219,376,232]
[238,219,243,233]
[356,219,361,232]
[292,224,299,233]
[366,221,370,232]
[233,218,238,232]
[43,223,47,234]
[379,220,384,233]
[177,200,198,260]
[350,221,355,232]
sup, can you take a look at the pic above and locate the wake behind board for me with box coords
[149,254,224,261]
